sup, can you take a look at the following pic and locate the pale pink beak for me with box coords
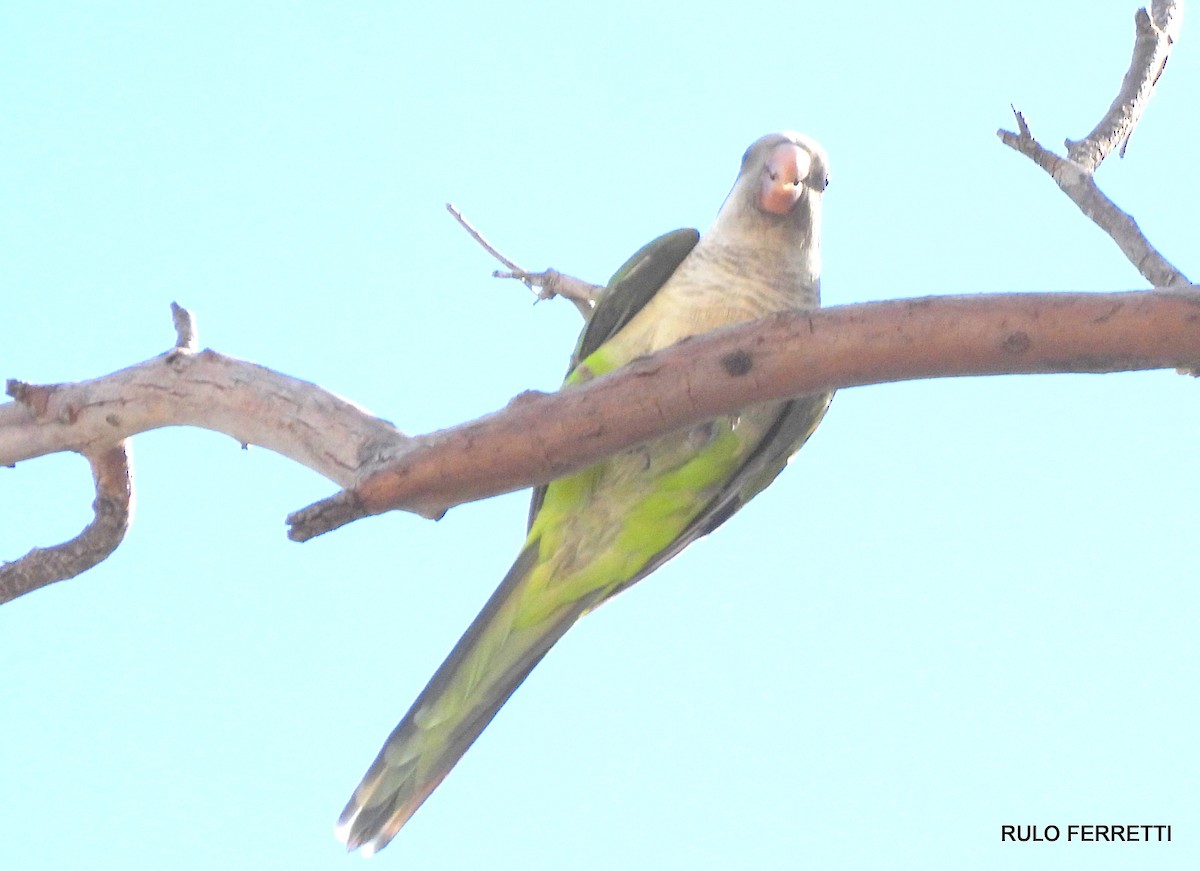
[758,142,811,215]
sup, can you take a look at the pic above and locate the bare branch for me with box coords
[287,490,373,537]
[997,1,1189,289]
[445,203,527,279]
[998,110,1188,289]
[1,304,418,593]
[446,202,602,318]
[287,289,1200,540]
[493,268,603,319]
[1066,0,1185,170]
[2,300,407,496]
[7,290,1198,563]
[0,442,132,603]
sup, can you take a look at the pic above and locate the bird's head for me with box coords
[710,131,829,246]
[705,131,829,298]
[751,131,829,215]
[728,131,829,223]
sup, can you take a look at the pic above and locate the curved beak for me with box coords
[758,142,812,215]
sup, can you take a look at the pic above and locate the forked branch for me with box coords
[998,0,1189,289]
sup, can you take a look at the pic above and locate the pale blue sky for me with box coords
[2,2,1197,869]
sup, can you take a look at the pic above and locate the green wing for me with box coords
[568,227,700,373]
[527,227,699,528]
[603,391,832,599]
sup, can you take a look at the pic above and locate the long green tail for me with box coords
[336,544,598,855]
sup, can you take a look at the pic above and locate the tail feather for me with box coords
[337,544,598,855]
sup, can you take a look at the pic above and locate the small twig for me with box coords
[1012,104,1033,138]
[444,203,528,281]
[170,301,199,354]
[445,203,603,319]
[998,109,1061,175]
[0,441,132,603]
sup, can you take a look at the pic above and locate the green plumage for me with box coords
[337,131,833,855]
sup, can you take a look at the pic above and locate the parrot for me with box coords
[336,130,833,856]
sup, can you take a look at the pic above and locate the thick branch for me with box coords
[6,292,1198,552]
[2,306,421,598]
[1,349,406,493]
[0,442,132,603]
[287,289,1200,540]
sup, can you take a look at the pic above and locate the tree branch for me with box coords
[997,0,1188,289]
[1065,0,1185,169]
[5,1,1194,591]
[446,203,603,317]
[0,442,132,603]
[5,289,1198,586]
[1,310,407,492]
[286,289,1200,540]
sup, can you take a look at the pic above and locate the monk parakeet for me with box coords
[337,131,832,855]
